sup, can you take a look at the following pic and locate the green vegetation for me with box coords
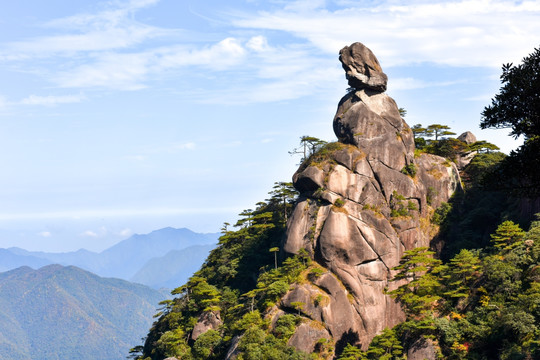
[289,136,328,164]
[134,183,321,360]
[297,141,351,171]
[480,47,540,197]
[411,122,500,164]
[400,163,417,177]
[390,191,416,218]
[0,265,166,360]
[340,217,540,359]
[136,47,540,360]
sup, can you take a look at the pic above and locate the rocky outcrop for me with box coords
[281,42,461,352]
[191,311,222,340]
[339,42,388,92]
[457,131,477,145]
[456,131,478,169]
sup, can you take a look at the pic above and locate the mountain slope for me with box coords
[0,265,167,360]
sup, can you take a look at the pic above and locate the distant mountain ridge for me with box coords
[0,264,167,360]
[130,244,216,289]
[1,227,219,289]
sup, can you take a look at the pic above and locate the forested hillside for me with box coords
[134,44,540,360]
[0,265,167,360]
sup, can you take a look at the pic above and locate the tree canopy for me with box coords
[481,46,540,139]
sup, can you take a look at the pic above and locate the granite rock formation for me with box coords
[456,131,478,169]
[281,42,461,351]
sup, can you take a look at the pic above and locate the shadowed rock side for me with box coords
[281,42,461,350]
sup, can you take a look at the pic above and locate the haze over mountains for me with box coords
[0,227,219,289]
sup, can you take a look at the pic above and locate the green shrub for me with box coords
[401,163,417,177]
[432,202,452,225]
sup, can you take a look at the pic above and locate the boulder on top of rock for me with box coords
[282,41,461,353]
[457,131,477,144]
[339,42,388,92]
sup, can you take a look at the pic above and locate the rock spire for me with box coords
[281,42,461,352]
[339,42,388,92]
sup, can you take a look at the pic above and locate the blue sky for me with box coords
[0,0,538,252]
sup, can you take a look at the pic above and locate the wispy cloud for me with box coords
[81,230,99,237]
[118,228,132,237]
[20,94,85,106]
[389,77,468,91]
[38,231,52,237]
[1,0,169,59]
[2,0,539,105]
[230,0,540,68]
[52,37,247,90]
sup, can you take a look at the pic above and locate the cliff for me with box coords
[137,42,463,360]
[280,42,460,352]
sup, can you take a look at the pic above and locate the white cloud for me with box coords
[38,231,52,237]
[54,37,247,90]
[119,228,132,237]
[246,36,270,52]
[3,0,537,105]
[2,0,169,59]
[231,0,540,68]
[20,94,85,106]
[388,77,468,91]
[81,230,98,237]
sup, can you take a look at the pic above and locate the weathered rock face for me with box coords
[457,131,477,145]
[456,131,478,169]
[339,42,388,92]
[191,311,222,340]
[281,42,461,352]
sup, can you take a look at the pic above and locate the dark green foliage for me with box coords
[432,202,452,225]
[468,140,500,153]
[192,330,221,359]
[483,136,540,197]
[490,220,526,251]
[427,124,456,141]
[365,328,404,360]
[481,47,540,138]
[387,247,444,319]
[390,191,415,218]
[334,198,345,207]
[400,163,417,177]
[338,343,364,360]
[424,137,469,162]
[138,184,311,360]
[435,149,527,260]
[481,46,540,197]
[339,328,404,360]
[463,152,506,184]
[382,217,540,360]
